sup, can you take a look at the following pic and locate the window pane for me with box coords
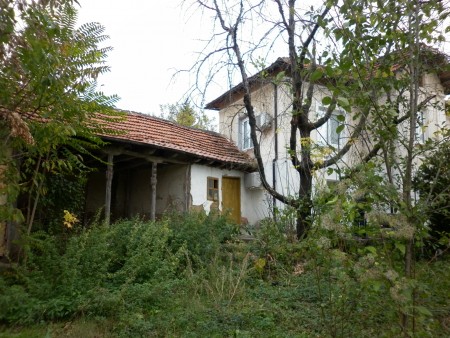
[415,111,425,143]
[242,119,253,149]
[329,115,339,145]
[207,177,219,201]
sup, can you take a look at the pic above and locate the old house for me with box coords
[85,111,259,225]
[205,54,450,224]
[1,112,259,259]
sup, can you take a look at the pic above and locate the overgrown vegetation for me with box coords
[1,1,449,337]
[0,0,120,244]
[414,133,450,255]
[1,211,448,337]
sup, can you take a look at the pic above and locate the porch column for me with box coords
[151,162,157,221]
[105,153,114,225]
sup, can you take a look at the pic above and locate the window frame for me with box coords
[239,116,253,150]
[207,177,219,202]
[317,106,345,149]
[415,110,426,144]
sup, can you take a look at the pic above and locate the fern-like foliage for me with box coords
[0,0,122,233]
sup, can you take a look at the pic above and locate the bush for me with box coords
[414,137,450,253]
[165,211,239,264]
[2,211,448,336]
[0,212,238,325]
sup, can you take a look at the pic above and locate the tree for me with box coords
[0,0,119,254]
[159,101,214,130]
[190,0,449,241]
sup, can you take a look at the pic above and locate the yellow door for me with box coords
[222,177,241,224]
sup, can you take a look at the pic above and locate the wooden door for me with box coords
[222,177,241,224]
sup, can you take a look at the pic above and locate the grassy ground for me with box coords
[1,216,449,337]
[1,255,448,337]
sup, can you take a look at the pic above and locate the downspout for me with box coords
[272,83,278,220]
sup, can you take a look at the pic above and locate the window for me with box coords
[415,111,425,144]
[240,117,253,150]
[317,106,345,149]
[207,177,219,202]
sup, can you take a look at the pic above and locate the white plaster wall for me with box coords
[216,80,343,219]
[215,71,448,223]
[190,164,269,224]
[218,81,342,203]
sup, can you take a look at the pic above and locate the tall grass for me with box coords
[1,212,448,337]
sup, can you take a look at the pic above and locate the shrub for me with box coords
[0,212,238,325]
[414,137,450,253]
[165,211,239,264]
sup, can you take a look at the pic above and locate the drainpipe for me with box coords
[272,83,278,220]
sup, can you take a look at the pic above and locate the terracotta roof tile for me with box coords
[101,111,256,170]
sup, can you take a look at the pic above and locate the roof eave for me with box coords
[100,135,256,171]
[205,57,290,110]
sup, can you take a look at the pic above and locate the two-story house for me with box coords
[205,54,450,226]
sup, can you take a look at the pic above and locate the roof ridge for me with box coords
[116,109,227,138]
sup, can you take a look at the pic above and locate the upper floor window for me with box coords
[317,106,345,149]
[415,111,426,144]
[240,117,253,150]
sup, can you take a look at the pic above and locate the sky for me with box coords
[76,0,213,116]
[76,1,450,117]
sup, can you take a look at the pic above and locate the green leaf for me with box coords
[336,124,345,134]
[337,97,350,108]
[275,71,286,83]
[395,242,405,255]
[366,246,377,254]
[336,114,345,122]
[415,306,432,317]
[322,96,332,105]
[372,281,382,292]
[326,195,339,205]
[310,69,323,82]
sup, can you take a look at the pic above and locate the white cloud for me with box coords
[77,0,207,115]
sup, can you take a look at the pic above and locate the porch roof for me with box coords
[99,111,256,171]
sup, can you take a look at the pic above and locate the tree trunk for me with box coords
[297,168,313,238]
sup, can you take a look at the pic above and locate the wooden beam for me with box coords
[105,153,114,225]
[114,160,148,172]
[121,150,165,163]
[103,146,123,156]
[151,162,157,221]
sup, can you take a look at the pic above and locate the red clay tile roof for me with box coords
[101,111,256,171]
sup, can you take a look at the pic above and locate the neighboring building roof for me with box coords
[100,111,256,171]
